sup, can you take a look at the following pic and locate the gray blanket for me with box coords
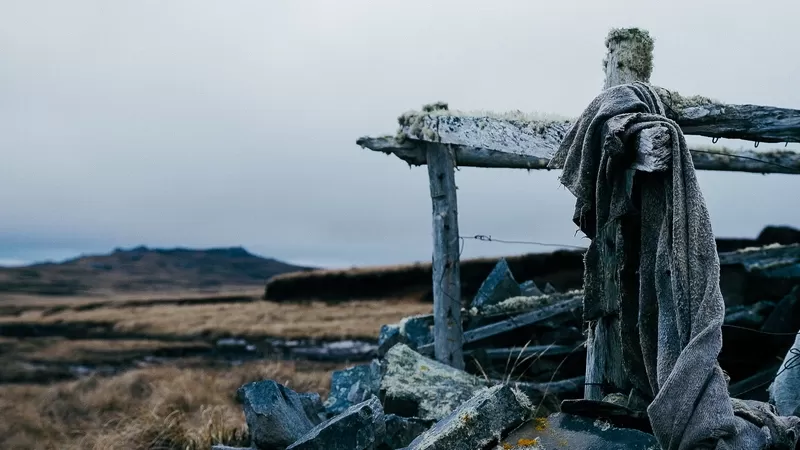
[548,82,800,449]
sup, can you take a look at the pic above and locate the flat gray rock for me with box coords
[401,384,532,450]
[378,315,434,356]
[381,344,487,421]
[471,258,521,309]
[379,415,434,450]
[237,380,325,450]
[324,361,382,416]
[519,280,544,297]
[287,396,385,450]
[503,412,659,449]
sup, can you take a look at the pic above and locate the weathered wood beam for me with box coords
[392,94,800,149]
[656,86,800,144]
[426,142,465,370]
[477,344,580,361]
[417,296,583,355]
[502,376,586,397]
[358,135,800,175]
[582,28,654,401]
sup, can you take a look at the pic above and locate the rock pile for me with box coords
[216,243,800,449]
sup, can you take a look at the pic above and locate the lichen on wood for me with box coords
[603,28,655,86]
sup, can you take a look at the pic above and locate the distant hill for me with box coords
[0,246,313,296]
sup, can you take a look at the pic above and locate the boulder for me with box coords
[503,412,659,449]
[237,380,325,450]
[519,280,544,297]
[401,314,435,349]
[378,315,434,356]
[401,384,532,450]
[381,344,487,421]
[379,415,434,449]
[324,361,382,416]
[471,259,521,309]
[287,396,385,450]
[378,324,403,357]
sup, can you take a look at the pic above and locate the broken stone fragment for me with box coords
[401,384,532,450]
[378,315,434,356]
[543,282,557,295]
[323,360,382,416]
[401,314,435,349]
[471,258,521,309]
[381,344,487,421]
[377,323,403,357]
[503,412,658,449]
[287,396,386,450]
[519,280,544,297]
[237,380,325,450]
[379,414,435,449]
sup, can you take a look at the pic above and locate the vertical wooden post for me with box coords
[584,28,654,400]
[427,143,465,370]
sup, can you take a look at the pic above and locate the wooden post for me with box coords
[584,27,654,401]
[427,143,465,369]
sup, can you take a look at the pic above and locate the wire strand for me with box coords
[460,234,588,250]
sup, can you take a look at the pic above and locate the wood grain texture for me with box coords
[426,143,464,369]
[358,133,800,174]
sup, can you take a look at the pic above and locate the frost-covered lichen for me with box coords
[652,86,720,113]
[396,102,571,144]
[381,343,486,421]
[603,27,655,82]
[471,290,584,317]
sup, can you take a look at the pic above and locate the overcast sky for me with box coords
[1,0,799,268]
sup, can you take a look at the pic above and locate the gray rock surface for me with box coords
[381,344,487,421]
[401,384,531,450]
[503,412,659,449]
[378,323,403,357]
[237,380,324,450]
[380,415,434,449]
[471,259,521,309]
[519,280,544,297]
[400,314,435,349]
[287,396,386,450]
[324,361,382,416]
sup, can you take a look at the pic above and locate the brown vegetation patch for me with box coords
[0,299,432,341]
[0,360,341,450]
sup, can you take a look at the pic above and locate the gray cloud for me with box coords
[1,0,798,267]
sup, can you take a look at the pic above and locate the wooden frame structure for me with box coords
[356,27,800,398]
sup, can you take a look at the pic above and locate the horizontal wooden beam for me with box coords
[358,89,800,174]
[655,87,800,143]
[416,296,583,355]
[358,135,800,175]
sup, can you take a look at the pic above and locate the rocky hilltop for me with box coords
[0,246,312,296]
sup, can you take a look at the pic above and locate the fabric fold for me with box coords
[549,81,800,449]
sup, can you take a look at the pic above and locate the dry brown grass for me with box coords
[0,298,432,340]
[1,337,210,362]
[0,360,341,450]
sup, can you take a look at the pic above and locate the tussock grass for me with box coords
[0,360,340,450]
[0,299,432,341]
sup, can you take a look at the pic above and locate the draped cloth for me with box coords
[548,81,800,449]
